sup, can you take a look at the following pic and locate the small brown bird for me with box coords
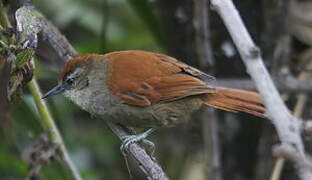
[43,50,265,150]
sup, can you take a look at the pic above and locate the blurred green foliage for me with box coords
[1,0,169,179]
[32,0,163,53]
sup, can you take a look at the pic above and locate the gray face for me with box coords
[62,66,103,114]
[62,61,116,116]
[42,67,89,99]
[42,58,115,117]
[62,67,89,91]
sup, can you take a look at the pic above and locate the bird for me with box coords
[42,50,265,151]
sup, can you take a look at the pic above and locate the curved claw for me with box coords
[142,139,155,157]
[120,128,157,154]
[120,135,137,153]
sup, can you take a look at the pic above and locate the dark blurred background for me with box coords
[1,0,312,179]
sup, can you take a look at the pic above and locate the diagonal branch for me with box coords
[21,3,168,180]
[210,0,312,179]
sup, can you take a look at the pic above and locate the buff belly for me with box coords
[105,96,203,128]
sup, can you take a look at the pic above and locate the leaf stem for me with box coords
[27,78,82,180]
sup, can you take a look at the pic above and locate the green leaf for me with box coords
[127,0,167,48]
[15,48,35,67]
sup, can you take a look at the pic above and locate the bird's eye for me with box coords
[66,78,74,85]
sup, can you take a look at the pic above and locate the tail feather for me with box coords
[201,87,265,117]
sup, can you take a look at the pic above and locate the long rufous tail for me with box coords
[201,87,265,117]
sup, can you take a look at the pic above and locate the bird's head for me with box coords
[42,54,97,99]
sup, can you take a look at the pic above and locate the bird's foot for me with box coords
[120,128,156,156]
[120,129,157,180]
[142,139,155,157]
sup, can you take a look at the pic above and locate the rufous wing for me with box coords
[105,50,215,106]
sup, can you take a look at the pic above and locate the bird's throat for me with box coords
[63,58,119,117]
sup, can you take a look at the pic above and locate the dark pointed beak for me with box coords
[42,83,66,99]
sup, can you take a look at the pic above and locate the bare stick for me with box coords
[106,121,168,180]
[273,144,312,172]
[210,0,311,179]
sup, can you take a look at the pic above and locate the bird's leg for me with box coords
[120,128,157,155]
[126,127,155,155]
[120,128,156,180]
[142,139,155,157]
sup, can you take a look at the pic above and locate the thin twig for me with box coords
[210,0,312,179]
[304,121,312,133]
[270,48,312,180]
[193,0,215,68]
[193,0,222,179]
[271,158,286,180]
[27,78,82,180]
[273,144,312,171]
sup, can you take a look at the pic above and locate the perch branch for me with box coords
[106,121,168,179]
[25,3,168,180]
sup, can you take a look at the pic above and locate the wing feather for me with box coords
[105,50,215,106]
